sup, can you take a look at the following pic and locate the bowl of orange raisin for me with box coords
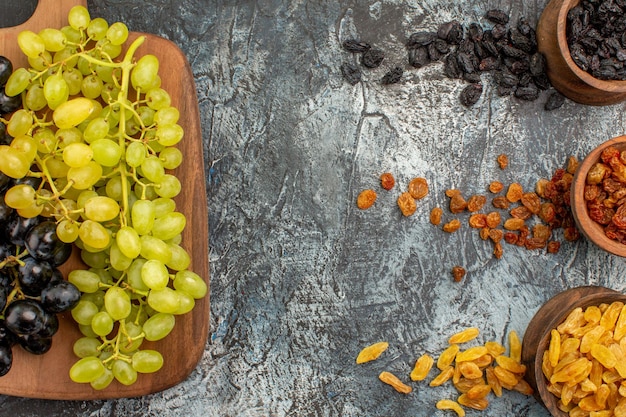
[570,135,626,257]
[521,286,626,416]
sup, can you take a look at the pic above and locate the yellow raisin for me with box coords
[489,181,504,193]
[580,325,605,354]
[560,336,580,357]
[457,393,489,410]
[509,331,521,363]
[356,341,389,364]
[600,301,624,331]
[443,219,462,233]
[448,327,480,345]
[548,329,561,367]
[578,395,603,412]
[497,154,508,170]
[453,376,484,393]
[430,207,443,225]
[512,379,534,395]
[484,341,506,357]
[456,346,488,363]
[430,366,454,387]
[378,371,412,394]
[558,308,585,334]
[494,365,520,386]
[397,192,417,216]
[590,344,617,369]
[595,383,610,409]
[437,344,460,370]
[550,357,590,384]
[485,367,502,397]
[466,384,491,400]
[495,355,526,374]
[503,218,525,231]
[459,361,483,379]
[472,354,493,369]
[584,305,602,324]
[436,399,465,417]
[408,177,429,200]
[357,189,377,209]
[505,182,523,202]
[410,354,434,381]
[613,304,626,341]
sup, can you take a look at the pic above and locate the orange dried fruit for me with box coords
[443,219,461,233]
[410,354,434,381]
[505,182,523,203]
[408,177,428,199]
[438,344,460,370]
[430,366,455,387]
[380,172,395,190]
[357,189,377,209]
[397,192,416,216]
[379,371,412,394]
[436,399,465,417]
[356,341,389,364]
[430,207,443,225]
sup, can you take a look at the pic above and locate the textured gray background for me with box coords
[1,0,626,416]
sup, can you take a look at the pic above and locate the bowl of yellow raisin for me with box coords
[521,286,626,416]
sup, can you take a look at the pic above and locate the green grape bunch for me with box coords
[0,5,206,389]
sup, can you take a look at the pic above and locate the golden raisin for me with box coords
[397,192,416,216]
[408,177,429,199]
[379,371,412,394]
[497,154,508,170]
[449,327,479,344]
[520,192,541,214]
[446,189,461,197]
[479,228,490,240]
[452,266,466,282]
[489,181,504,193]
[438,344,460,370]
[510,205,532,220]
[459,361,483,379]
[485,212,501,228]
[430,366,454,387]
[410,354,434,381]
[466,195,487,212]
[443,219,462,233]
[449,194,468,214]
[506,183,523,203]
[430,207,443,225]
[380,172,395,190]
[493,242,503,259]
[458,393,489,410]
[468,213,487,228]
[357,189,377,209]
[489,229,503,243]
[356,341,389,364]
[436,399,465,417]
[503,218,525,231]
[492,196,510,209]
[567,155,579,174]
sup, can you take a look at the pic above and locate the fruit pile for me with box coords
[0,6,206,389]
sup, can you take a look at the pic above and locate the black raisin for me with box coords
[437,21,464,45]
[406,31,437,48]
[340,62,361,85]
[361,48,384,68]
[468,23,484,42]
[484,9,510,25]
[443,53,462,78]
[408,47,430,68]
[381,66,403,85]
[529,52,547,77]
[459,83,483,107]
[544,91,566,110]
[514,84,539,101]
[342,39,371,53]
[479,56,500,71]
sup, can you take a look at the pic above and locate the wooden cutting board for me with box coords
[0,0,209,399]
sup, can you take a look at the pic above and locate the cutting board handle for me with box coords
[0,0,87,67]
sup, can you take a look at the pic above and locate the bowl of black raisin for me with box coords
[537,0,626,105]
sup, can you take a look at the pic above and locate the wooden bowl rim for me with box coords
[571,135,626,257]
[528,286,626,416]
[556,0,626,92]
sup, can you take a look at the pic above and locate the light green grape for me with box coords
[28,50,52,71]
[91,311,114,336]
[145,87,171,110]
[131,350,163,373]
[151,212,186,241]
[4,184,36,209]
[67,160,103,189]
[81,74,103,99]
[73,337,101,358]
[83,195,120,222]
[174,270,208,299]
[68,269,101,293]
[140,156,165,182]
[68,5,91,31]
[174,291,195,315]
[53,97,95,129]
[78,219,110,249]
[125,141,146,167]
[112,359,137,386]
[71,300,99,325]
[126,258,149,292]
[25,84,47,111]
[106,22,129,46]
[104,286,131,321]
[69,356,105,383]
[5,68,31,97]
[119,321,144,353]
[147,287,180,314]
[109,242,132,271]
[10,135,38,161]
[155,174,181,198]
[62,67,84,95]
[43,72,69,110]
[87,17,108,41]
[140,259,169,290]
[90,139,122,167]
[166,244,191,271]
[17,30,46,58]
[153,198,176,217]
[57,219,79,243]
[139,235,171,264]
[38,28,67,52]
[131,54,159,91]
[131,199,155,235]
[142,313,175,341]
[155,124,183,147]
[116,226,142,259]
[63,142,93,168]
[90,367,114,390]
[7,109,33,137]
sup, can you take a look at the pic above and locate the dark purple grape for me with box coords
[18,334,52,355]
[0,344,12,376]
[40,280,81,313]
[5,299,46,336]
[0,288,6,313]
[0,56,12,87]
[24,221,71,266]
[0,87,21,115]
[48,268,64,286]
[18,257,53,297]
[3,213,42,246]
[0,321,18,347]
[37,312,59,338]
[0,197,14,224]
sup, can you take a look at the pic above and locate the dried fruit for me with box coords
[411,354,434,381]
[468,213,487,228]
[443,219,462,233]
[438,344,460,370]
[356,341,389,364]
[381,67,403,85]
[361,48,384,68]
[380,172,395,190]
[449,191,468,213]
[430,207,443,225]
[459,83,483,107]
[452,266,466,282]
[467,195,486,212]
[340,62,362,85]
[408,177,429,199]
[357,189,377,209]
[449,327,480,344]
[497,154,508,169]
[379,371,412,394]
[397,192,417,216]
[489,181,504,193]
[503,218,525,231]
[342,39,371,53]
[436,399,465,417]
[486,212,501,228]
[506,182,523,202]
[492,196,510,209]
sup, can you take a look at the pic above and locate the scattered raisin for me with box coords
[408,177,429,199]
[486,212,501,228]
[467,195,487,212]
[340,62,362,85]
[504,218,525,231]
[521,192,541,214]
[459,83,483,107]
[449,193,468,214]
[489,228,504,243]
[506,183,523,202]
[497,154,509,169]
[397,192,417,216]
[430,207,443,225]
[479,227,491,240]
[361,48,385,68]
[342,39,371,53]
[492,196,510,209]
[547,241,561,253]
[381,66,403,85]
[469,213,487,228]
[443,219,462,233]
[489,181,504,193]
[357,189,377,209]
[452,266,466,282]
[380,173,395,190]
[493,242,504,259]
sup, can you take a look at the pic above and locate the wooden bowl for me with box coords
[536,0,626,105]
[521,286,626,416]
[570,135,626,257]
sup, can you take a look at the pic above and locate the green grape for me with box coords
[131,199,155,235]
[81,289,105,307]
[155,174,181,198]
[127,258,149,292]
[7,110,33,137]
[38,28,67,52]
[25,84,47,111]
[104,286,131,321]
[100,82,120,104]
[83,117,109,143]
[142,313,175,341]
[57,219,79,243]
[44,157,70,178]
[81,74,103,99]
[83,195,120,222]
[80,250,107,269]
[125,141,146,167]
[139,235,172,264]
[145,87,171,110]
[166,243,191,271]
[104,175,130,201]
[67,160,103,189]
[73,336,101,358]
[62,67,84,95]
[4,184,36,209]
[68,269,101,293]
[106,21,129,46]
[52,198,79,221]
[154,106,179,126]
[90,367,114,390]
[53,46,79,68]
[5,68,31,97]
[68,5,91,31]
[87,17,108,41]
[28,50,52,71]
[69,356,105,383]
[78,323,98,338]
[63,142,93,168]
[136,105,155,126]
[131,54,159,91]
[60,25,82,43]
[131,350,163,373]
[97,39,122,59]
[153,197,176,217]
[151,212,186,241]
[17,201,44,218]
[55,126,84,147]
[91,311,114,336]
[116,226,142,259]
[90,139,122,167]
[33,128,55,153]
[174,291,195,315]
[140,259,169,290]
[156,124,184,146]
[53,97,96,129]
[95,65,116,84]
[10,135,38,161]
[78,219,110,249]
[71,300,99,325]
[43,72,69,110]
[147,287,180,314]
[119,321,144,353]
[174,270,208,299]
[112,359,137,386]
[140,156,165,182]
[91,269,113,286]
[109,242,132,271]
[77,189,99,209]
[77,55,93,76]
[17,30,45,59]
